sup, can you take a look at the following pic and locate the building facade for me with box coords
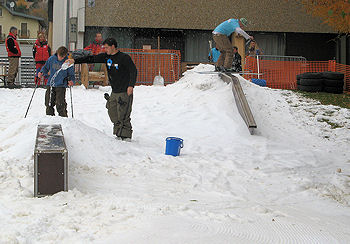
[0,3,44,41]
[53,0,348,64]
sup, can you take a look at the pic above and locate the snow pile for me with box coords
[0,64,349,243]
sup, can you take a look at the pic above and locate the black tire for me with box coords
[324,86,343,94]
[323,79,344,87]
[298,85,323,92]
[300,78,323,86]
[322,71,344,80]
[301,72,323,79]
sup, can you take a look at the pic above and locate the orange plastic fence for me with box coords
[244,57,350,91]
[119,48,181,85]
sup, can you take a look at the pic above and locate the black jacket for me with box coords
[75,51,137,93]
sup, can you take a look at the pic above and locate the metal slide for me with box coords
[220,73,257,135]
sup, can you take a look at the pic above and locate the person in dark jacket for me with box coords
[38,46,75,117]
[232,46,242,72]
[33,33,51,86]
[5,27,21,89]
[66,37,137,140]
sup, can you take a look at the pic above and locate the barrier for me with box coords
[120,48,181,85]
[0,49,181,87]
[244,57,350,92]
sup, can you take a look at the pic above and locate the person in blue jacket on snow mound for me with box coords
[38,46,75,117]
[212,18,254,72]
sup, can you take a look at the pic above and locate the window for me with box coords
[0,8,2,17]
[21,23,27,37]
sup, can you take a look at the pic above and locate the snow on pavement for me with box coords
[0,64,349,243]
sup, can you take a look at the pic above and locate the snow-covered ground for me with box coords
[0,64,350,243]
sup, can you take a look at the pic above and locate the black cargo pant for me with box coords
[106,92,133,139]
[45,87,68,117]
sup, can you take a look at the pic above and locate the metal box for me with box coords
[34,124,68,197]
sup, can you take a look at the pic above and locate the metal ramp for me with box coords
[220,73,257,135]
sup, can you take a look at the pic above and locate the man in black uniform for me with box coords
[66,38,137,140]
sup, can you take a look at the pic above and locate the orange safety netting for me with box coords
[119,48,181,85]
[244,57,350,92]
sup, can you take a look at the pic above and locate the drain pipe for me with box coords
[66,0,70,47]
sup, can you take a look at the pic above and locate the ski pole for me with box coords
[69,85,74,118]
[24,81,38,118]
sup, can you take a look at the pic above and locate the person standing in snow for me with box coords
[66,38,137,140]
[5,27,21,89]
[38,46,75,117]
[33,33,51,86]
[212,18,253,72]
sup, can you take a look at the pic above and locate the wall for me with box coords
[85,0,335,34]
[285,33,337,61]
[52,0,85,52]
[0,6,40,39]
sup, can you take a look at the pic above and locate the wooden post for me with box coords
[102,64,109,86]
[81,64,89,88]
[233,33,246,71]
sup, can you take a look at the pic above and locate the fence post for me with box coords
[328,60,336,72]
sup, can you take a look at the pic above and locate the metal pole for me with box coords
[257,55,260,79]
[69,86,74,118]
[24,82,38,118]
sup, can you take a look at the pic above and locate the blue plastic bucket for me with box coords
[165,137,184,156]
[251,78,267,87]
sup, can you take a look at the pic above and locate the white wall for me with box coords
[52,0,85,52]
[52,0,67,52]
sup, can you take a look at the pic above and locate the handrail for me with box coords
[220,73,257,135]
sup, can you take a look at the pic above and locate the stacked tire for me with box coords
[297,72,344,94]
[297,72,323,92]
[322,72,344,94]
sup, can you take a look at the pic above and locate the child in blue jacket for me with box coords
[38,46,75,117]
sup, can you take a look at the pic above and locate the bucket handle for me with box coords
[166,137,184,148]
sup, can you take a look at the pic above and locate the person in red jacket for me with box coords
[84,32,105,71]
[84,32,105,55]
[33,33,51,86]
[5,26,21,89]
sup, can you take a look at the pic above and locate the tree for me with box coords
[297,0,350,34]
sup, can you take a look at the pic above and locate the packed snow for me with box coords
[0,64,350,243]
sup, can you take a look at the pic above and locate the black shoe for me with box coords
[7,83,21,89]
[116,136,131,142]
[104,93,110,101]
